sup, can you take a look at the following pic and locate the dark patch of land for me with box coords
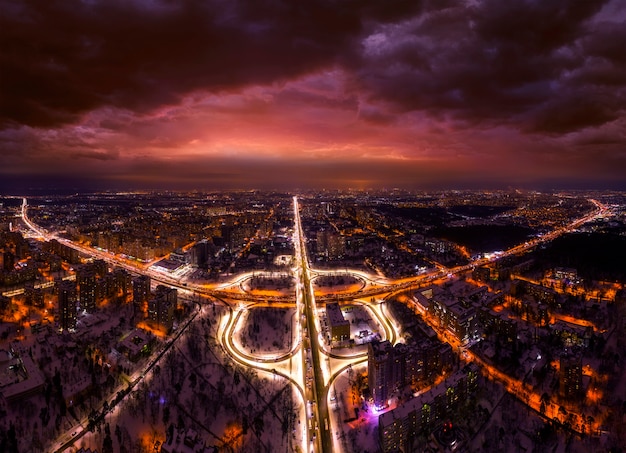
[378,206,458,228]
[433,225,536,254]
[0,197,22,208]
[535,232,626,281]
[448,205,515,218]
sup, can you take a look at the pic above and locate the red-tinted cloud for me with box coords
[0,0,625,190]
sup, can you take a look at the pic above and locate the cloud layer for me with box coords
[1,0,625,190]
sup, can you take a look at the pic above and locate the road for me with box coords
[18,195,612,452]
[293,196,332,453]
[51,307,200,453]
[219,302,309,449]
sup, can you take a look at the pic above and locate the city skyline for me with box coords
[1,0,626,193]
[1,190,626,451]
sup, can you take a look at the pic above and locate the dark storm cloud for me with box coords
[355,0,624,133]
[69,149,120,161]
[357,106,396,125]
[581,20,626,65]
[575,133,625,147]
[2,0,623,136]
[0,0,429,129]
[1,0,625,193]
[529,95,619,134]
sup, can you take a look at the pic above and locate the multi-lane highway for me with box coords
[293,196,332,453]
[18,195,612,453]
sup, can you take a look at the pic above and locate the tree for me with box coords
[539,392,550,415]
[102,423,114,453]
[558,406,567,423]
[115,424,122,445]
[167,423,175,444]
[3,425,17,452]
[281,417,289,437]
[39,407,49,428]
[162,406,170,425]
[253,415,264,436]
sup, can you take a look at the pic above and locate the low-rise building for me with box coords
[116,328,155,362]
[326,302,350,342]
[0,355,45,403]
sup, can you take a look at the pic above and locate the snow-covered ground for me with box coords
[312,274,365,296]
[72,303,302,453]
[241,273,295,296]
[237,307,295,356]
[328,363,380,453]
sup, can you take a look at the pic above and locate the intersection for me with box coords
[17,195,611,453]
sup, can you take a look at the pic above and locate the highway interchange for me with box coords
[18,195,611,453]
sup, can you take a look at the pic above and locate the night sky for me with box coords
[1,0,625,192]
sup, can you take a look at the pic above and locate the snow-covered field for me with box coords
[238,307,294,355]
[72,303,302,453]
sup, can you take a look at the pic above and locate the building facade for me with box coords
[58,279,77,331]
[148,285,177,331]
[378,364,480,453]
[326,302,350,342]
[132,275,151,317]
[77,266,97,313]
[560,350,583,400]
[368,340,455,409]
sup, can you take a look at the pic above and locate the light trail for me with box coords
[293,196,333,453]
[17,195,612,451]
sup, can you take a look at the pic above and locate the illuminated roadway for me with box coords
[20,196,610,304]
[293,196,332,453]
[18,195,612,451]
[218,300,309,452]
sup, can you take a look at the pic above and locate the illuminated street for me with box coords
[3,3,626,451]
[3,191,622,453]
